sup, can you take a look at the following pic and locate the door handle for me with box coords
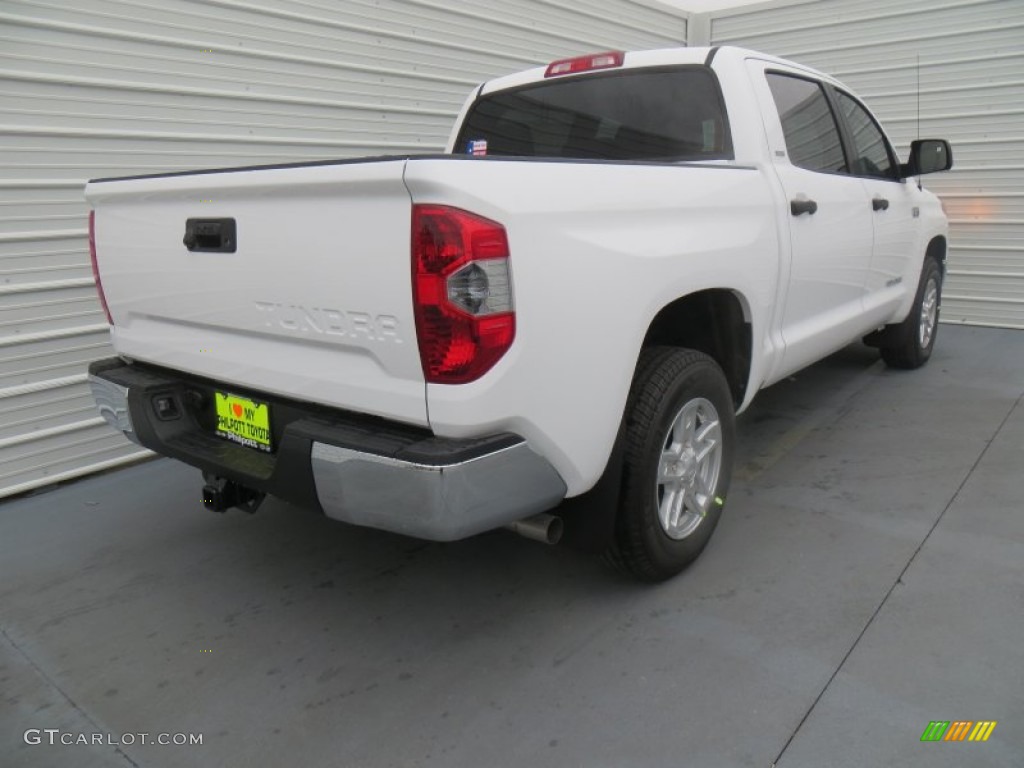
[790,198,818,216]
[872,197,890,211]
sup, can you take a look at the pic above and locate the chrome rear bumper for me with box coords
[88,374,139,443]
[311,441,566,541]
[88,359,566,541]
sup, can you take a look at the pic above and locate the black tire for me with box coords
[879,258,942,369]
[606,347,735,582]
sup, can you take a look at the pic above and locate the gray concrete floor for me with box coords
[2,325,1022,768]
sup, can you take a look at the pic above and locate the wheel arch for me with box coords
[640,288,753,408]
[926,235,947,277]
[557,288,752,554]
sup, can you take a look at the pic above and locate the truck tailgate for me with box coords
[85,159,426,426]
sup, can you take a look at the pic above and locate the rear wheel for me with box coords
[607,347,735,582]
[879,258,942,369]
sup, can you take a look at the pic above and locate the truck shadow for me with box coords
[190,342,887,599]
[204,341,885,570]
[733,341,883,478]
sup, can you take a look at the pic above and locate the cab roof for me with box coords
[479,45,835,95]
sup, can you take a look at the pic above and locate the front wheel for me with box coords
[879,258,942,369]
[606,347,735,582]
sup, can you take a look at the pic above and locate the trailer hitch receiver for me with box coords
[202,474,265,513]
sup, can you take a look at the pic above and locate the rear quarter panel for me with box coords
[405,158,778,494]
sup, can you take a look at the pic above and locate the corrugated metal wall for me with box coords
[702,0,1024,329]
[0,0,688,498]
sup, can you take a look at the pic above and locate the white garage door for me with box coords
[702,0,1024,329]
[0,0,688,498]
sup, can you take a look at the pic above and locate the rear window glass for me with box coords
[455,67,732,162]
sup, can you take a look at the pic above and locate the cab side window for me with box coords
[835,91,897,180]
[766,73,847,174]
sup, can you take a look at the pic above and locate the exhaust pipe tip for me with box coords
[504,513,563,546]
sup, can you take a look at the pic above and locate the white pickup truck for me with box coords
[85,46,952,581]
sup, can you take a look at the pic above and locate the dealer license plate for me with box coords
[214,391,272,452]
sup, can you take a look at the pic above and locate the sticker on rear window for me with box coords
[467,139,488,156]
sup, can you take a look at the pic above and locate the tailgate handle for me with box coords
[184,218,236,253]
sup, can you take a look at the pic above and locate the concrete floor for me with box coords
[2,325,1022,768]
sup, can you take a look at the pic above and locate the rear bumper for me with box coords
[87,358,566,541]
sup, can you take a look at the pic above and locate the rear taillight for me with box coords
[88,210,114,325]
[544,51,624,78]
[412,205,515,384]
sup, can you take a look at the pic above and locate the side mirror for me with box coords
[903,139,953,177]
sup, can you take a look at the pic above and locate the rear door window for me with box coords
[766,73,848,174]
[456,68,732,162]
